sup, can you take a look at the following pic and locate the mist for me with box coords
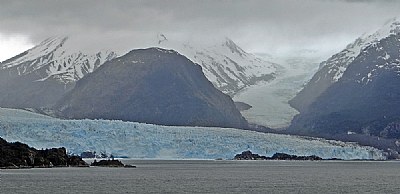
[1,0,400,61]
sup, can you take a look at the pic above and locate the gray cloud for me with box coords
[0,0,399,58]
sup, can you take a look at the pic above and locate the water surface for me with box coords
[1,160,399,193]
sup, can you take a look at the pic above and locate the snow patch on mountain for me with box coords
[0,108,385,160]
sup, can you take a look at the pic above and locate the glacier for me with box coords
[0,108,385,160]
[233,54,322,128]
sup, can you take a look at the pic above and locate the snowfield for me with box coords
[0,108,385,160]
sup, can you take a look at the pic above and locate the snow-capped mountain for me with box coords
[0,36,117,108]
[157,35,280,95]
[0,107,385,160]
[290,18,400,112]
[288,18,400,157]
[319,18,400,83]
[0,36,117,84]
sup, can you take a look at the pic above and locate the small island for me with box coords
[234,150,327,161]
[91,159,136,168]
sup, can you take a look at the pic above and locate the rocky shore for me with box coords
[0,137,88,169]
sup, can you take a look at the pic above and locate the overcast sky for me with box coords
[0,0,399,61]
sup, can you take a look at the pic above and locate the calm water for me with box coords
[1,160,400,193]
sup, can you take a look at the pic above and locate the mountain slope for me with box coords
[55,48,248,129]
[290,18,400,112]
[158,36,280,95]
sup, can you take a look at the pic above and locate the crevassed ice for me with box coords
[0,108,385,160]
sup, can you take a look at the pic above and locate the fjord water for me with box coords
[1,160,400,193]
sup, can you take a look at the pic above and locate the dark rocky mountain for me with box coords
[288,33,400,155]
[55,48,248,129]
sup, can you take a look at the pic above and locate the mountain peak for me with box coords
[1,36,68,69]
[222,37,247,57]
[0,36,117,84]
[40,36,69,47]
